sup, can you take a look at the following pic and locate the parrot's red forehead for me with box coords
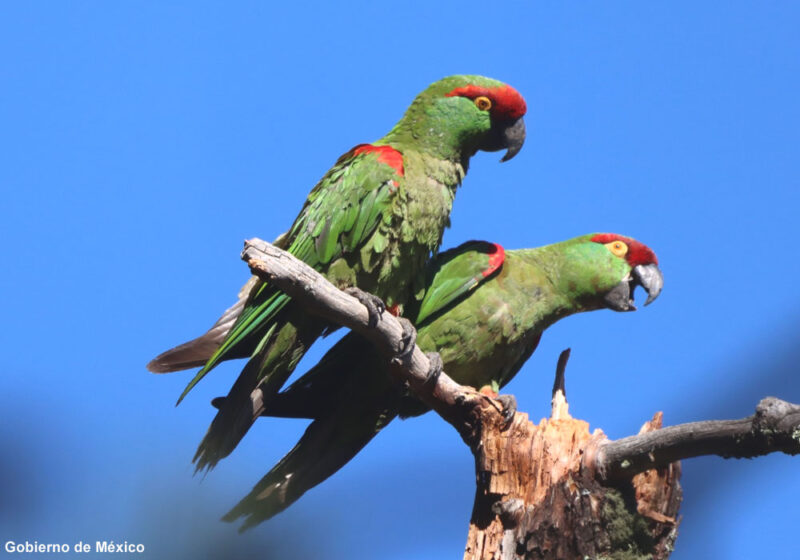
[591,233,659,266]
[445,84,527,120]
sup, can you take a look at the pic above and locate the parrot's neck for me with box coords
[504,243,612,328]
[379,114,477,168]
[492,250,577,336]
[506,241,619,324]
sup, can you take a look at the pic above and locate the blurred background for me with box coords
[2,2,798,558]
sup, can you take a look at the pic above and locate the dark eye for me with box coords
[474,96,492,111]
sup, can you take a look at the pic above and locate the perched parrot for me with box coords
[216,233,663,530]
[147,75,527,471]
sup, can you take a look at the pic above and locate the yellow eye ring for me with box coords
[474,96,492,111]
[605,240,628,258]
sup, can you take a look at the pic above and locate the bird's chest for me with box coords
[397,172,457,249]
[361,165,462,307]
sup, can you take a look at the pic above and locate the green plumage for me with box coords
[222,234,662,530]
[148,75,527,471]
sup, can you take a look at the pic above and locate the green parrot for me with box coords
[216,233,663,530]
[147,75,527,471]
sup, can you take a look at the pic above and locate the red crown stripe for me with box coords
[445,84,527,120]
[590,233,658,267]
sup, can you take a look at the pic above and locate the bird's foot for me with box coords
[345,287,386,328]
[424,351,443,387]
[496,394,517,428]
[479,386,517,428]
[391,317,417,365]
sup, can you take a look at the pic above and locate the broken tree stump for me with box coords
[463,350,681,560]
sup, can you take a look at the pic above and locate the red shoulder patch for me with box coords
[590,233,658,267]
[482,243,506,277]
[445,84,527,120]
[352,144,405,176]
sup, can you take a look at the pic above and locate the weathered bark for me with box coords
[240,238,800,560]
[591,397,800,480]
[462,354,681,560]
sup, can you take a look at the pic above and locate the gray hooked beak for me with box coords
[500,117,526,162]
[604,263,664,312]
[633,263,664,306]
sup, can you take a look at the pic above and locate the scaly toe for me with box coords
[424,351,443,386]
[345,287,386,328]
[496,394,518,428]
[391,317,417,364]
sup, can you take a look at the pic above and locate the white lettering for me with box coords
[95,541,144,553]
[4,539,143,554]
[3,541,69,553]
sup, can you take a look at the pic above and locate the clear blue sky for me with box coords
[2,2,798,558]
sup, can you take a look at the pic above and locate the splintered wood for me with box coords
[463,394,681,560]
[631,413,682,526]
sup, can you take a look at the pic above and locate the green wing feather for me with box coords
[177,147,402,403]
[415,240,504,325]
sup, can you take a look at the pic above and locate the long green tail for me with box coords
[193,307,327,471]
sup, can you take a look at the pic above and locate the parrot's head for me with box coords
[390,75,527,163]
[556,233,663,313]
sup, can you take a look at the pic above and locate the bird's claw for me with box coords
[424,351,443,387]
[391,317,417,365]
[345,287,386,328]
[496,394,517,429]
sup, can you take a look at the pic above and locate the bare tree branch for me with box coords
[241,238,488,435]
[589,397,800,481]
